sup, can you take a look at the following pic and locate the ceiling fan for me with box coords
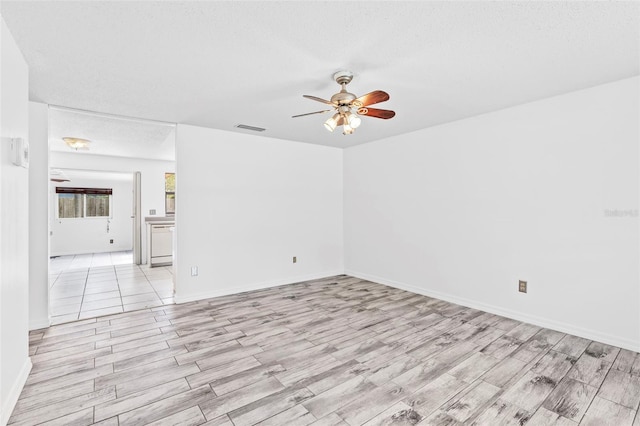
[292,71,395,135]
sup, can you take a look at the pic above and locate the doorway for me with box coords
[47,106,176,324]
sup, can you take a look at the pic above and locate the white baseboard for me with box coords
[174,270,345,304]
[1,357,32,426]
[50,247,133,257]
[346,269,640,353]
[29,317,51,331]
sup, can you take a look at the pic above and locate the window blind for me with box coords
[55,187,113,195]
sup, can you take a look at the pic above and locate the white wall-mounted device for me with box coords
[9,137,29,168]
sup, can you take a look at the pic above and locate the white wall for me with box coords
[50,152,175,261]
[174,125,343,302]
[50,176,133,256]
[0,16,31,426]
[344,76,640,352]
[28,102,49,330]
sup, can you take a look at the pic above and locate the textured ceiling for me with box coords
[2,1,638,149]
[49,108,175,161]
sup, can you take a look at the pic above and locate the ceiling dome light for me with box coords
[324,113,340,132]
[62,137,91,150]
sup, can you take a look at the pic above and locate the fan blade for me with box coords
[353,90,389,107]
[358,107,396,119]
[292,110,332,118]
[303,95,334,105]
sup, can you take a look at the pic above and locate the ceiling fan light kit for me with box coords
[293,71,395,135]
[324,113,340,132]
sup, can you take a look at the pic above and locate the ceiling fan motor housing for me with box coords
[330,92,356,105]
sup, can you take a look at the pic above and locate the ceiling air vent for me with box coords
[235,124,266,132]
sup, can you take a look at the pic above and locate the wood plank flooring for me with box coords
[16,275,640,425]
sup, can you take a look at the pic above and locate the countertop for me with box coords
[145,216,175,224]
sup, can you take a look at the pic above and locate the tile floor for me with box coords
[49,251,174,325]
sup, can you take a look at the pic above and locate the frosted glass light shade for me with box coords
[348,114,361,128]
[324,114,340,132]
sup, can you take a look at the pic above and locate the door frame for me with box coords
[133,171,142,264]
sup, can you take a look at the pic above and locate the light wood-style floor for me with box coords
[15,275,640,425]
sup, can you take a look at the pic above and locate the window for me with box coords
[165,173,175,215]
[56,187,112,219]
[57,193,84,218]
[86,194,110,217]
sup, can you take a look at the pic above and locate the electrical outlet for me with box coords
[149,209,156,215]
[191,266,198,276]
[109,239,114,244]
[293,256,297,263]
[519,280,527,293]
